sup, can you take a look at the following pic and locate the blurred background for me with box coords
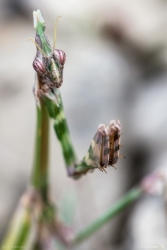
[0,0,167,249]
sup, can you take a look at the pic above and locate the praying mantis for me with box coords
[1,10,133,250]
[3,10,156,250]
[31,10,124,179]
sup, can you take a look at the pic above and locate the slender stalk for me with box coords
[1,192,39,250]
[74,187,142,244]
[31,99,50,202]
[1,211,31,250]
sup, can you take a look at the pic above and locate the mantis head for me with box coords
[32,11,66,89]
[33,43,66,88]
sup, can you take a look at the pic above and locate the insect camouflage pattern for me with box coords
[81,120,122,174]
[32,10,124,178]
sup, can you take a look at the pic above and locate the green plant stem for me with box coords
[1,214,31,250]
[1,196,36,250]
[31,99,50,202]
[74,187,142,244]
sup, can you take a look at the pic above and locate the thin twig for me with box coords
[73,187,142,244]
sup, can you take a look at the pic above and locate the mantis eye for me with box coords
[54,49,66,65]
[33,58,45,75]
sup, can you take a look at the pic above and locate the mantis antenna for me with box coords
[52,16,62,53]
[29,38,48,57]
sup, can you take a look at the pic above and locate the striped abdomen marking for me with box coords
[81,120,123,173]
[109,120,121,166]
[109,132,115,165]
[98,125,109,168]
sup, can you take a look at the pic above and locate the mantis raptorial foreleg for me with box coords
[32,10,124,179]
[80,120,122,174]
